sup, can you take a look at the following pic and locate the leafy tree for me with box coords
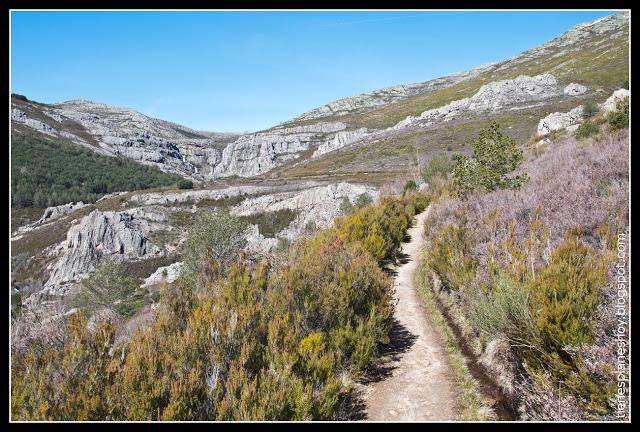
[339,196,353,215]
[181,209,249,287]
[74,258,137,317]
[452,121,528,197]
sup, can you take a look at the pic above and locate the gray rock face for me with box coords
[46,209,162,290]
[602,88,630,113]
[537,106,585,135]
[213,133,311,177]
[12,96,356,180]
[232,182,379,242]
[37,202,88,225]
[211,122,353,177]
[12,108,58,136]
[313,128,369,158]
[141,261,183,288]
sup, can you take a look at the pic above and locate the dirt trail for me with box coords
[358,208,458,421]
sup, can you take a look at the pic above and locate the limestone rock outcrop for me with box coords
[313,128,369,158]
[602,88,630,113]
[393,74,569,130]
[537,106,585,135]
[46,209,162,290]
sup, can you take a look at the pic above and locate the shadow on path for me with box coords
[338,318,418,420]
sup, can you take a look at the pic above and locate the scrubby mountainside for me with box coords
[11,12,629,184]
[10,10,630,422]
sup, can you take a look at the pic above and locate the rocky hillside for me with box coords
[11,12,629,184]
[10,11,629,330]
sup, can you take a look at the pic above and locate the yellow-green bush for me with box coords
[426,212,477,293]
[527,230,607,352]
[12,193,424,420]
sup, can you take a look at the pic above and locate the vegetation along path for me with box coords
[360,207,458,421]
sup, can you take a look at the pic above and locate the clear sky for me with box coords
[11,10,618,133]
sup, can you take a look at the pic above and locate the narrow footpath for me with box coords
[360,208,458,421]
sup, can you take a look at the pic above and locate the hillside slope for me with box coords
[11,12,629,185]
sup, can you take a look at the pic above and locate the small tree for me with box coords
[74,258,137,317]
[354,192,373,208]
[181,208,249,286]
[339,197,353,215]
[452,121,528,197]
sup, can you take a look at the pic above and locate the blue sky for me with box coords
[11,10,618,133]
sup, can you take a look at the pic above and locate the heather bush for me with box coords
[421,128,628,419]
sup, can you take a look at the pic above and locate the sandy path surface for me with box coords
[358,208,458,421]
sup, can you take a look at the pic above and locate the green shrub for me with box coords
[607,97,629,130]
[403,180,418,194]
[11,193,421,421]
[427,215,476,293]
[276,236,291,252]
[177,179,194,190]
[452,121,528,197]
[473,272,539,350]
[575,120,599,140]
[527,231,606,351]
[241,208,297,238]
